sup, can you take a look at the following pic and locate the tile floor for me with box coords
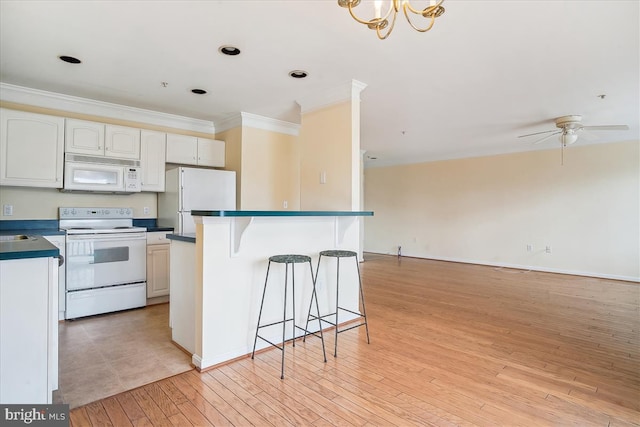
[54,303,193,409]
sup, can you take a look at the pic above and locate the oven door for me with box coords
[66,232,146,291]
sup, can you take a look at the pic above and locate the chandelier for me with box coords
[338,0,445,40]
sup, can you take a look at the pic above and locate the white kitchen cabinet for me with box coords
[0,256,58,404]
[65,118,105,155]
[105,124,140,159]
[66,119,140,159]
[197,138,226,167]
[0,108,64,188]
[147,232,170,298]
[140,130,166,192]
[166,133,225,167]
[43,234,66,321]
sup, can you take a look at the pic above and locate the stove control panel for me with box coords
[59,207,133,219]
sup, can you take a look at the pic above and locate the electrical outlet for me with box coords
[320,171,327,184]
[3,205,13,216]
[143,206,150,215]
[545,245,552,254]
[283,200,288,209]
[526,244,533,252]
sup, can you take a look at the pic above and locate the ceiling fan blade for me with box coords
[533,131,562,145]
[581,125,629,131]
[518,129,558,138]
[579,129,599,141]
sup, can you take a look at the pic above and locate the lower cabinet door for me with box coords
[147,244,170,298]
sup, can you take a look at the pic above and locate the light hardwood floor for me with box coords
[70,254,640,426]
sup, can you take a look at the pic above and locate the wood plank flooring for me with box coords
[70,254,640,426]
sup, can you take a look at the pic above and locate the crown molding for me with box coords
[0,83,215,134]
[296,79,368,115]
[214,112,300,136]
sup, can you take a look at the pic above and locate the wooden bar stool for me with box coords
[304,250,370,357]
[251,254,326,379]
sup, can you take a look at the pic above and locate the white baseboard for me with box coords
[366,251,640,283]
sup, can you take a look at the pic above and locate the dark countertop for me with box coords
[0,220,64,260]
[146,227,174,233]
[191,210,374,217]
[0,219,65,236]
[167,233,196,244]
[0,236,60,261]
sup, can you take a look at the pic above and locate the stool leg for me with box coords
[334,257,340,357]
[291,262,296,348]
[252,260,272,359]
[303,254,323,343]
[355,256,370,344]
[309,259,327,362]
[280,262,289,379]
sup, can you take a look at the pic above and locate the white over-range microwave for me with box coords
[63,153,141,193]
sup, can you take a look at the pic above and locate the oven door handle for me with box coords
[66,233,147,241]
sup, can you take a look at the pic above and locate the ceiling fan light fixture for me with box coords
[338,0,445,40]
[560,131,578,146]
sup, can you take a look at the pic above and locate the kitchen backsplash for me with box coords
[0,186,157,220]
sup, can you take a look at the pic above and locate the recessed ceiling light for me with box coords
[219,45,241,56]
[191,89,207,95]
[59,55,81,64]
[289,70,308,79]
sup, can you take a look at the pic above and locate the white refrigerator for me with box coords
[158,167,236,234]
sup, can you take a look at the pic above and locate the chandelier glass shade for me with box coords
[338,0,445,40]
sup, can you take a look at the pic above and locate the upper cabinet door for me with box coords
[65,119,105,155]
[140,130,166,192]
[166,133,197,165]
[0,109,65,188]
[105,125,140,159]
[197,138,225,167]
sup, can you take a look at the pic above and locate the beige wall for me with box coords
[238,127,300,210]
[0,187,157,219]
[299,102,355,210]
[215,127,243,209]
[215,126,300,211]
[364,141,640,281]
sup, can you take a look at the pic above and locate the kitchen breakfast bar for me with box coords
[167,210,373,371]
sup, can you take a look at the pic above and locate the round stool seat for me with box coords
[319,250,357,258]
[269,254,312,264]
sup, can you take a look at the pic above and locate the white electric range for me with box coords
[59,207,147,319]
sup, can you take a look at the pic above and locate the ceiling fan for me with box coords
[518,115,629,146]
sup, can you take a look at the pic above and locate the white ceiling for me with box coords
[1,0,638,167]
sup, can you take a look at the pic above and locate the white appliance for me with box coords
[60,207,147,319]
[158,167,236,234]
[63,153,141,193]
